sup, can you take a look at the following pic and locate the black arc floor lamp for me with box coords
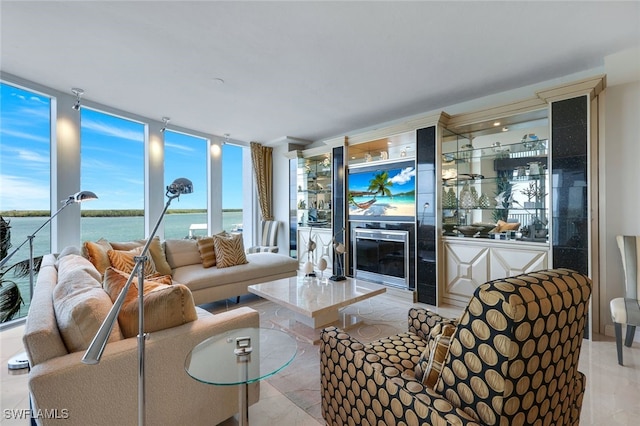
[82,178,193,426]
[4,190,98,369]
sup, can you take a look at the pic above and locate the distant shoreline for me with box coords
[0,209,242,218]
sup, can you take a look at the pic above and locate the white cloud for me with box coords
[165,142,195,153]
[0,128,49,144]
[0,174,50,210]
[389,167,415,185]
[82,119,144,142]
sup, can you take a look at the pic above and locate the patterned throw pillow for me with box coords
[213,233,248,268]
[107,246,158,277]
[111,237,173,276]
[102,267,197,338]
[415,323,457,388]
[196,236,216,267]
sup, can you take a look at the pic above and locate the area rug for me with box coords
[201,291,417,423]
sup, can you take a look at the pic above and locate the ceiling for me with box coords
[1,1,639,145]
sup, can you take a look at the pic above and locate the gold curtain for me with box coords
[250,142,273,221]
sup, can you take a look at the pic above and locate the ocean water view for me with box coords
[0,211,243,322]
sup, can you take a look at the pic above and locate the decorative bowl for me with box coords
[456,225,482,237]
[443,223,457,235]
[472,222,497,237]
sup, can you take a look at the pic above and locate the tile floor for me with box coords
[2,303,640,425]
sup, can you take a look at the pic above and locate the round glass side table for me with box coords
[185,327,297,426]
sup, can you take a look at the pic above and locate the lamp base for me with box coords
[329,275,346,282]
[8,351,29,370]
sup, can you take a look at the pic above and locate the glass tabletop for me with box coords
[184,327,297,386]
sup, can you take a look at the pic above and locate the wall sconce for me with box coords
[160,117,170,133]
[71,88,84,110]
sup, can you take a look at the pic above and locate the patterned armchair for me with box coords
[320,268,592,426]
[246,220,280,253]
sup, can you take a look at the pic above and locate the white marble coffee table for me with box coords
[248,276,386,343]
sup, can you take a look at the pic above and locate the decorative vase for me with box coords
[446,187,457,208]
[459,183,475,209]
[478,193,491,208]
[470,187,479,208]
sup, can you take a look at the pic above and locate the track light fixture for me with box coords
[71,88,84,111]
[160,117,170,133]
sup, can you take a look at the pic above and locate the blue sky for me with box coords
[348,166,416,195]
[0,83,243,211]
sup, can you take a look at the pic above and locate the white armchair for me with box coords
[611,235,640,365]
[246,220,280,253]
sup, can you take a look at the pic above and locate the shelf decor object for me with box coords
[83,178,193,426]
[3,190,98,370]
[329,227,346,282]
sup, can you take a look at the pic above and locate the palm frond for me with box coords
[0,280,23,322]
[0,216,11,260]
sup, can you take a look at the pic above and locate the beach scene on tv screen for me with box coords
[348,165,416,218]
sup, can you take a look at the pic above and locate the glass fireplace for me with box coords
[353,228,409,289]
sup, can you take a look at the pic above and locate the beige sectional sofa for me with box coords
[22,238,298,425]
[162,238,299,304]
[24,251,261,426]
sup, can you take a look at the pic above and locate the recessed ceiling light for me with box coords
[213,78,225,84]
[493,121,501,126]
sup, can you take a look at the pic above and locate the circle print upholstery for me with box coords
[320,270,591,426]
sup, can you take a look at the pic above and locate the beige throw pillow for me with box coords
[213,233,248,268]
[107,246,158,277]
[103,267,197,338]
[83,238,113,275]
[196,236,216,268]
[53,254,123,353]
[164,239,202,269]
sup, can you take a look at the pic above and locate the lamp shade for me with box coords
[73,191,98,202]
[167,178,193,195]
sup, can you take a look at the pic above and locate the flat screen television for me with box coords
[347,160,415,222]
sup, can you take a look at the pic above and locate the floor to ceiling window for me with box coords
[222,143,244,233]
[80,108,145,242]
[163,130,208,239]
[0,82,51,323]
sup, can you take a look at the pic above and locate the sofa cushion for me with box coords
[164,238,202,269]
[172,252,298,292]
[52,254,123,353]
[196,236,217,268]
[103,267,198,338]
[213,233,248,268]
[83,238,113,275]
[107,246,158,277]
[110,237,172,276]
